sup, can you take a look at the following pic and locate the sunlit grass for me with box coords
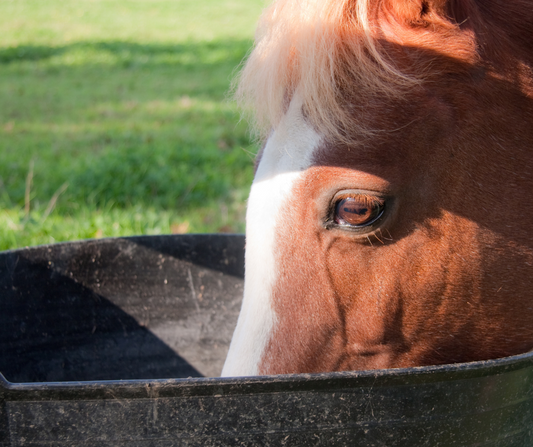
[0,0,263,45]
[0,191,248,251]
[0,0,263,250]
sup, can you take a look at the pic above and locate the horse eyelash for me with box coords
[334,193,385,208]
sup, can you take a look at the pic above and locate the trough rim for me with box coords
[1,349,532,402]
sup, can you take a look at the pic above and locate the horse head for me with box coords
[222,0,533,376]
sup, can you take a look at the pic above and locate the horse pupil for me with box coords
[335,196,383,227]
[344,206,368,215]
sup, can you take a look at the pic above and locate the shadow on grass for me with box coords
[0,39,253,67]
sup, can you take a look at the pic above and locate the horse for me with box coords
[221,0,533,377]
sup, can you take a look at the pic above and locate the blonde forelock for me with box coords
[234,0,421,143]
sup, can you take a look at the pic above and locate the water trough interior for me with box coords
[0,234,244,382]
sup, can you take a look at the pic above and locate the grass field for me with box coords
[0,0,264,250]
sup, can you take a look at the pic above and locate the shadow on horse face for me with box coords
[222,2,533,377]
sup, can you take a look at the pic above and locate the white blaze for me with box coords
[221,95,322,376]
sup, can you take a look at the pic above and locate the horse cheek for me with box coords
[324,240,407,369]
[258,208,344,374]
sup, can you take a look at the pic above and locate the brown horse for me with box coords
[222,0,533,376]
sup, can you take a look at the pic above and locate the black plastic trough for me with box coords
[1,234,532,446]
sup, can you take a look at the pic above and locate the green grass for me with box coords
[0,0,263,250]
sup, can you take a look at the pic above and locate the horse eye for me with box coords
[334,196,385,227]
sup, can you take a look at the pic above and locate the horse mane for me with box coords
[235,0,479,142]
